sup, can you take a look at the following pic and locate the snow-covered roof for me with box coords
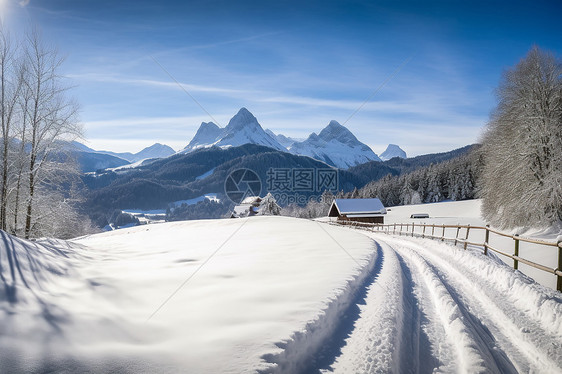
[330,198,386,215]
[241,196,262,205]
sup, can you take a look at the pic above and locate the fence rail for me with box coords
[333,220,562,292]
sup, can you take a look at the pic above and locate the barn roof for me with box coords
[330,198,386,215]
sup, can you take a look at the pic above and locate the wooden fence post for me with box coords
[441,224,445,241]
[557,239,562,292]
[412,223,415,237]
[484,225,490,256]
[454,226,460,246]
[464,225,470,250]
[513,234,519,270]
[422,224,426,238]
[431,224,435,238]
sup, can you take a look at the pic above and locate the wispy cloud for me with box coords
[19,0,30,7]
[83,114,228,130]
[69,73,257,96]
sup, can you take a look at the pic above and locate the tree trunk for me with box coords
[24,169,34,239]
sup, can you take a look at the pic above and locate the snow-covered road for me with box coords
[325,230,562,373]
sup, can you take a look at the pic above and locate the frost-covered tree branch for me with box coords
[480,46,562,229]
[0,25,92,239]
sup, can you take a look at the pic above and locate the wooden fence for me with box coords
[334,220,562,292]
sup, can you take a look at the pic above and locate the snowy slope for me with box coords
[1,215,561,373]
[289,120,381,169]
[0,217,374,373]
[265,129,301,149]
[379,143,407,160]
[181,108,286,153]
[182,121,223,152]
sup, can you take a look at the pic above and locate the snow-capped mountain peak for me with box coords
[317,120,359,145]
[135,143,175,160]
[183,122,223,152]
[181,108,286,153]
[226,107,258,130]
[380,144,407,161]
[289,120,381,169]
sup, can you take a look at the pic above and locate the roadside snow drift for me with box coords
[0,217,375,373]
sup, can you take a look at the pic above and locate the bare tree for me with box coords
[0,26,85,238]
[21,30,81,238]
[0,28,24,231]
[480,46,562,228]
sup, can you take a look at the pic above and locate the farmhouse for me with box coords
[230,194,281,218]
[328,198,386,223]
[230,197,261,218]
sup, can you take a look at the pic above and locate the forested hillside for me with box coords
[357,149,482,205]
[283,147,482,218]
[81,142,478,227]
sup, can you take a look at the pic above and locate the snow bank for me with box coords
[1,217,375,373]
[391,236,562,340]
[261,240,379,373]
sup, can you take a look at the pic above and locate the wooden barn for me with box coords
[328,198,386,223]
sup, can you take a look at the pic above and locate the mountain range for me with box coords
[180,108,405,169]
[75,142,176,163]
[81,143,477,227]
[72,107,406,172]
[68,141,176,172]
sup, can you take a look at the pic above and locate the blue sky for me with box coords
[2,0,561,156]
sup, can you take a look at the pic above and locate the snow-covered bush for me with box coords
[480,46,562,228]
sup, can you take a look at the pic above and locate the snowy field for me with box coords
[0,217,375,373]
[351,199,561,290]
[1,213,561,373]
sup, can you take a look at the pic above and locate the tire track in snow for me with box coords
[390,240,517,373]
[391,242,497,373]
[264,224,562,373]
[380,235,562,373]
[328,240,440,373]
